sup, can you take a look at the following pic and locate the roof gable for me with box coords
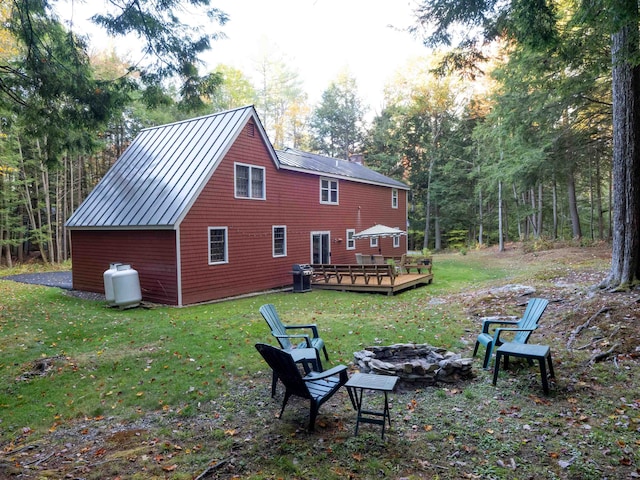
[276,148,407,190]
[66,106,277,229]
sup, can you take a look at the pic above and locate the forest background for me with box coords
[0,0,617,268]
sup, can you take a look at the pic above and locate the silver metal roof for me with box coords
[66,106,407,230]
[276,148,408,190]
[66,106,275,229]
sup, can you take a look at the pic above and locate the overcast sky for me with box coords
[209,0,427,110]
[57,1,428,113]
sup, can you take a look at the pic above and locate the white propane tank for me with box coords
[103,262,122,305]
[112,264,142,308]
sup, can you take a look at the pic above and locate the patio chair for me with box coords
[373,254,385,265]
[255,343,349,431]
[473,297,549,369]
[259,303,329,362]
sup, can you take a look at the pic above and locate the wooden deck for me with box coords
[311,272,433,295]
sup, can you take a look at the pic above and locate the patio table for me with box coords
[345,373,399,439]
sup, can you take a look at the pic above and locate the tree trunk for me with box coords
[608,162,613,240]
[567,167,582,239]
[513,184,522,239]
[34,140,50,264]
[3,232,12,268]
[498,180,504,252]
[0,173,9,267]
[17,137,41,261]
[423,192,431,249]
[478,183,484,246]
[502,186,510,243]
[537,182,543,238]
[40,161,54,263]
[552,176,558,239]
[527,188,538,238]
[434,204,442,251]
[604,2,640,289]
[423,158,435,250]
[595,155,605,240]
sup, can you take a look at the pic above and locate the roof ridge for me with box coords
[141,105,255,132]
[279,147,354,164]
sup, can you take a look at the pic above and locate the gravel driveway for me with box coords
[2,271,105,300]
[3,271,73,289]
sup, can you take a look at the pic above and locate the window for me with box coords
[370,237,378,249]
[392,188,398,209]
[208,227,228,264]
[393,232,400,248]
[235,163,265,199]
[273,226,287,257]
[320,177,338,204]
[346,229,356,250]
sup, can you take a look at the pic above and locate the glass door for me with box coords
[311,232,330,264]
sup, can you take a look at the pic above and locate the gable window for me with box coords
[392,188,398,209]
[235,163,265,199]
[346,229,356,250]
[320,177,338,204]
[273,226,287,257]
[208,227,228,264]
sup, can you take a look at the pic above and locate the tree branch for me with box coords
[566,306,610,350]
[588,343,620,364]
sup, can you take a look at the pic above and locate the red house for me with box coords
[66,106,408,305]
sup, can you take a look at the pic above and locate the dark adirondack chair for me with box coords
[259,304,329,361]
[473,298,549,369]
[255,343,349,431]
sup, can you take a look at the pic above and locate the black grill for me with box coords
[291,264,313,292]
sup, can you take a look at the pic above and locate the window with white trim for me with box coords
[393,233,400,248]
[235,163,265,199]
[320,177,338,204]
[273,226,287,257]
[208,227,228,264]
[346,229,356,250]
[370,237,378,249]
[392,188,398,209]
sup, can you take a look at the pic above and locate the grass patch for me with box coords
[1,245,638,479]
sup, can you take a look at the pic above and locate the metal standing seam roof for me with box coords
[66,106,407,229]
[66,105,275,229]
[276,148,408,190]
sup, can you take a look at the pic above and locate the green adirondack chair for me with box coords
[473,298,549,369]
[255,343,349,431]
[259,304,329,361]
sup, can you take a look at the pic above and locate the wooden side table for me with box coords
[345,373,399,439]
[492,343,555,394]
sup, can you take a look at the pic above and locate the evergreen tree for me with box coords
[209,64,257,112]
[310,71,366,160]
[252,43,307,148]
[413,0,637,288]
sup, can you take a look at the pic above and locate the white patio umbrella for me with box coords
[352,224,406,239]
[353,224,406,254]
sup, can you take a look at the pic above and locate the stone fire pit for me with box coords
[353,343,474,386]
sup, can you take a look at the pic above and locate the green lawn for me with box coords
[2,246,638,480]
[2,252,500,433]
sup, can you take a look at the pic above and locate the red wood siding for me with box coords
[70,230,178,305]
[178,121,407,304]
